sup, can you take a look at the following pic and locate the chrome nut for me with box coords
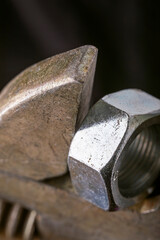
[68,89,160,210]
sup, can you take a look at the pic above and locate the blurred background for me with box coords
[1,0,160,103]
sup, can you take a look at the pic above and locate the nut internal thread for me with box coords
[118,124,160,198]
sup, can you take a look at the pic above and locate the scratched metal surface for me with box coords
[0,45,97,180]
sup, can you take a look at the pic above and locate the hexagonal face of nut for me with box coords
[68,98,129,210]
[68,89,160,210]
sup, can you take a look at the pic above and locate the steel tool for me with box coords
[0,46,159,240]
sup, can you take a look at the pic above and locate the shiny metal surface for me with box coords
[68,89,160,210]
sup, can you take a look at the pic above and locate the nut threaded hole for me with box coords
[118,124,160,198]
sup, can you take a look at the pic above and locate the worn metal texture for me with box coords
[0,45,97,180]
[0,171,159,240]
[0,46,160,240]
[68,89,160,210]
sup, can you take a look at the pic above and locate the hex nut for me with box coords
[68,89,160,210]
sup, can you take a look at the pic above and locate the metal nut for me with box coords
[68,89,160,210]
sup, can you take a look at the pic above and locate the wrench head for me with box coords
[0,45,97,180]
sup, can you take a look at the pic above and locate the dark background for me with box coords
[1,0,160,103]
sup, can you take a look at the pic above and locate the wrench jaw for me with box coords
[0,45,97,181]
